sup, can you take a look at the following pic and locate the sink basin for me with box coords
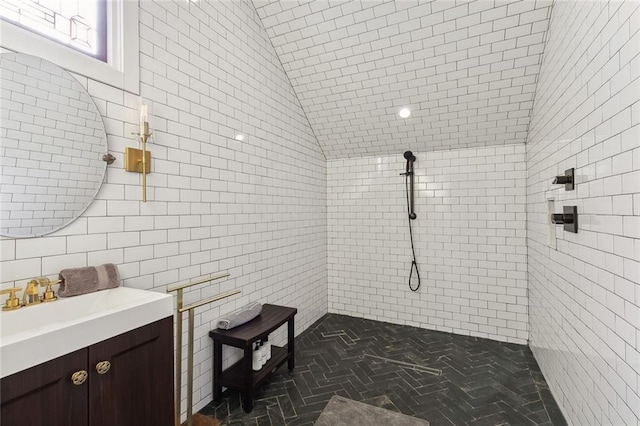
[0,287,173,378]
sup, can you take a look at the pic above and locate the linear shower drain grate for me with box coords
[364,354,442,376]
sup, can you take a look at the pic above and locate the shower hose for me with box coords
[405,174,421,292]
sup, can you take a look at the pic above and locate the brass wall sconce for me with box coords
[125,101,152,202]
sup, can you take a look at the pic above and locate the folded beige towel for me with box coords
[58,263,121,297]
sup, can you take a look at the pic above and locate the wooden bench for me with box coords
[209,304,297,412]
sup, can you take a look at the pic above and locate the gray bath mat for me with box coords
[314,395,430,426]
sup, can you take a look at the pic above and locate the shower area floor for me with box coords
[200,313,566,426]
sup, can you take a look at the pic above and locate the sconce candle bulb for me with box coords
[140,103,148,131]
[139,102,151,202]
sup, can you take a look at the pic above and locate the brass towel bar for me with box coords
[179,290,241,314]
[167,271,230,293]
[167,273,238,426]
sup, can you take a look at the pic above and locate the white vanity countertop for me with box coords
[0,287,173,378]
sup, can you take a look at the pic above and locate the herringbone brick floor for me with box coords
[200,314,566,426]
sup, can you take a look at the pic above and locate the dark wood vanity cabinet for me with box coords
[88,316,174,425]
[1,317,174,426]
[0,348,88,426]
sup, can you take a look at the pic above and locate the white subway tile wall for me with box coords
[0,0,327,417]
[526,1,640,424]
[327,145,528,344]
[255,0,553,158]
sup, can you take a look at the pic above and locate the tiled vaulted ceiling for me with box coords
[253,0,552,160]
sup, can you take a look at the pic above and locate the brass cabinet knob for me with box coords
[71,370,88,385]
[95,361,111,375]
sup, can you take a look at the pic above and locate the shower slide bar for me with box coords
[400,151,417,220]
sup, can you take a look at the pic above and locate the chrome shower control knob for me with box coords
[551,213,566,224]
[551,206,578,233]
[552,168,574,190]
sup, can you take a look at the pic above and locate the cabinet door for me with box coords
[1,348,88,426]
[88,316,174,426]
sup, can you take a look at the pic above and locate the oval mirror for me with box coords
[0,53,108,238]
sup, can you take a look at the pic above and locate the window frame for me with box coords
[0,0,139,94]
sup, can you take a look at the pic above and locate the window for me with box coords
[0,0,139,94]
[0,0,107,61]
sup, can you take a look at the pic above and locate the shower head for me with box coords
[402,150,416,176]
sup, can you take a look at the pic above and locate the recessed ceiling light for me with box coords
[399,108,411,118]
[235,134,245,141]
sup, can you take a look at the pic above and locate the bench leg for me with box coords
[288,317,295,371]
[242,391,254,413]
[242,345,253,412]
[213,340,222,401]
